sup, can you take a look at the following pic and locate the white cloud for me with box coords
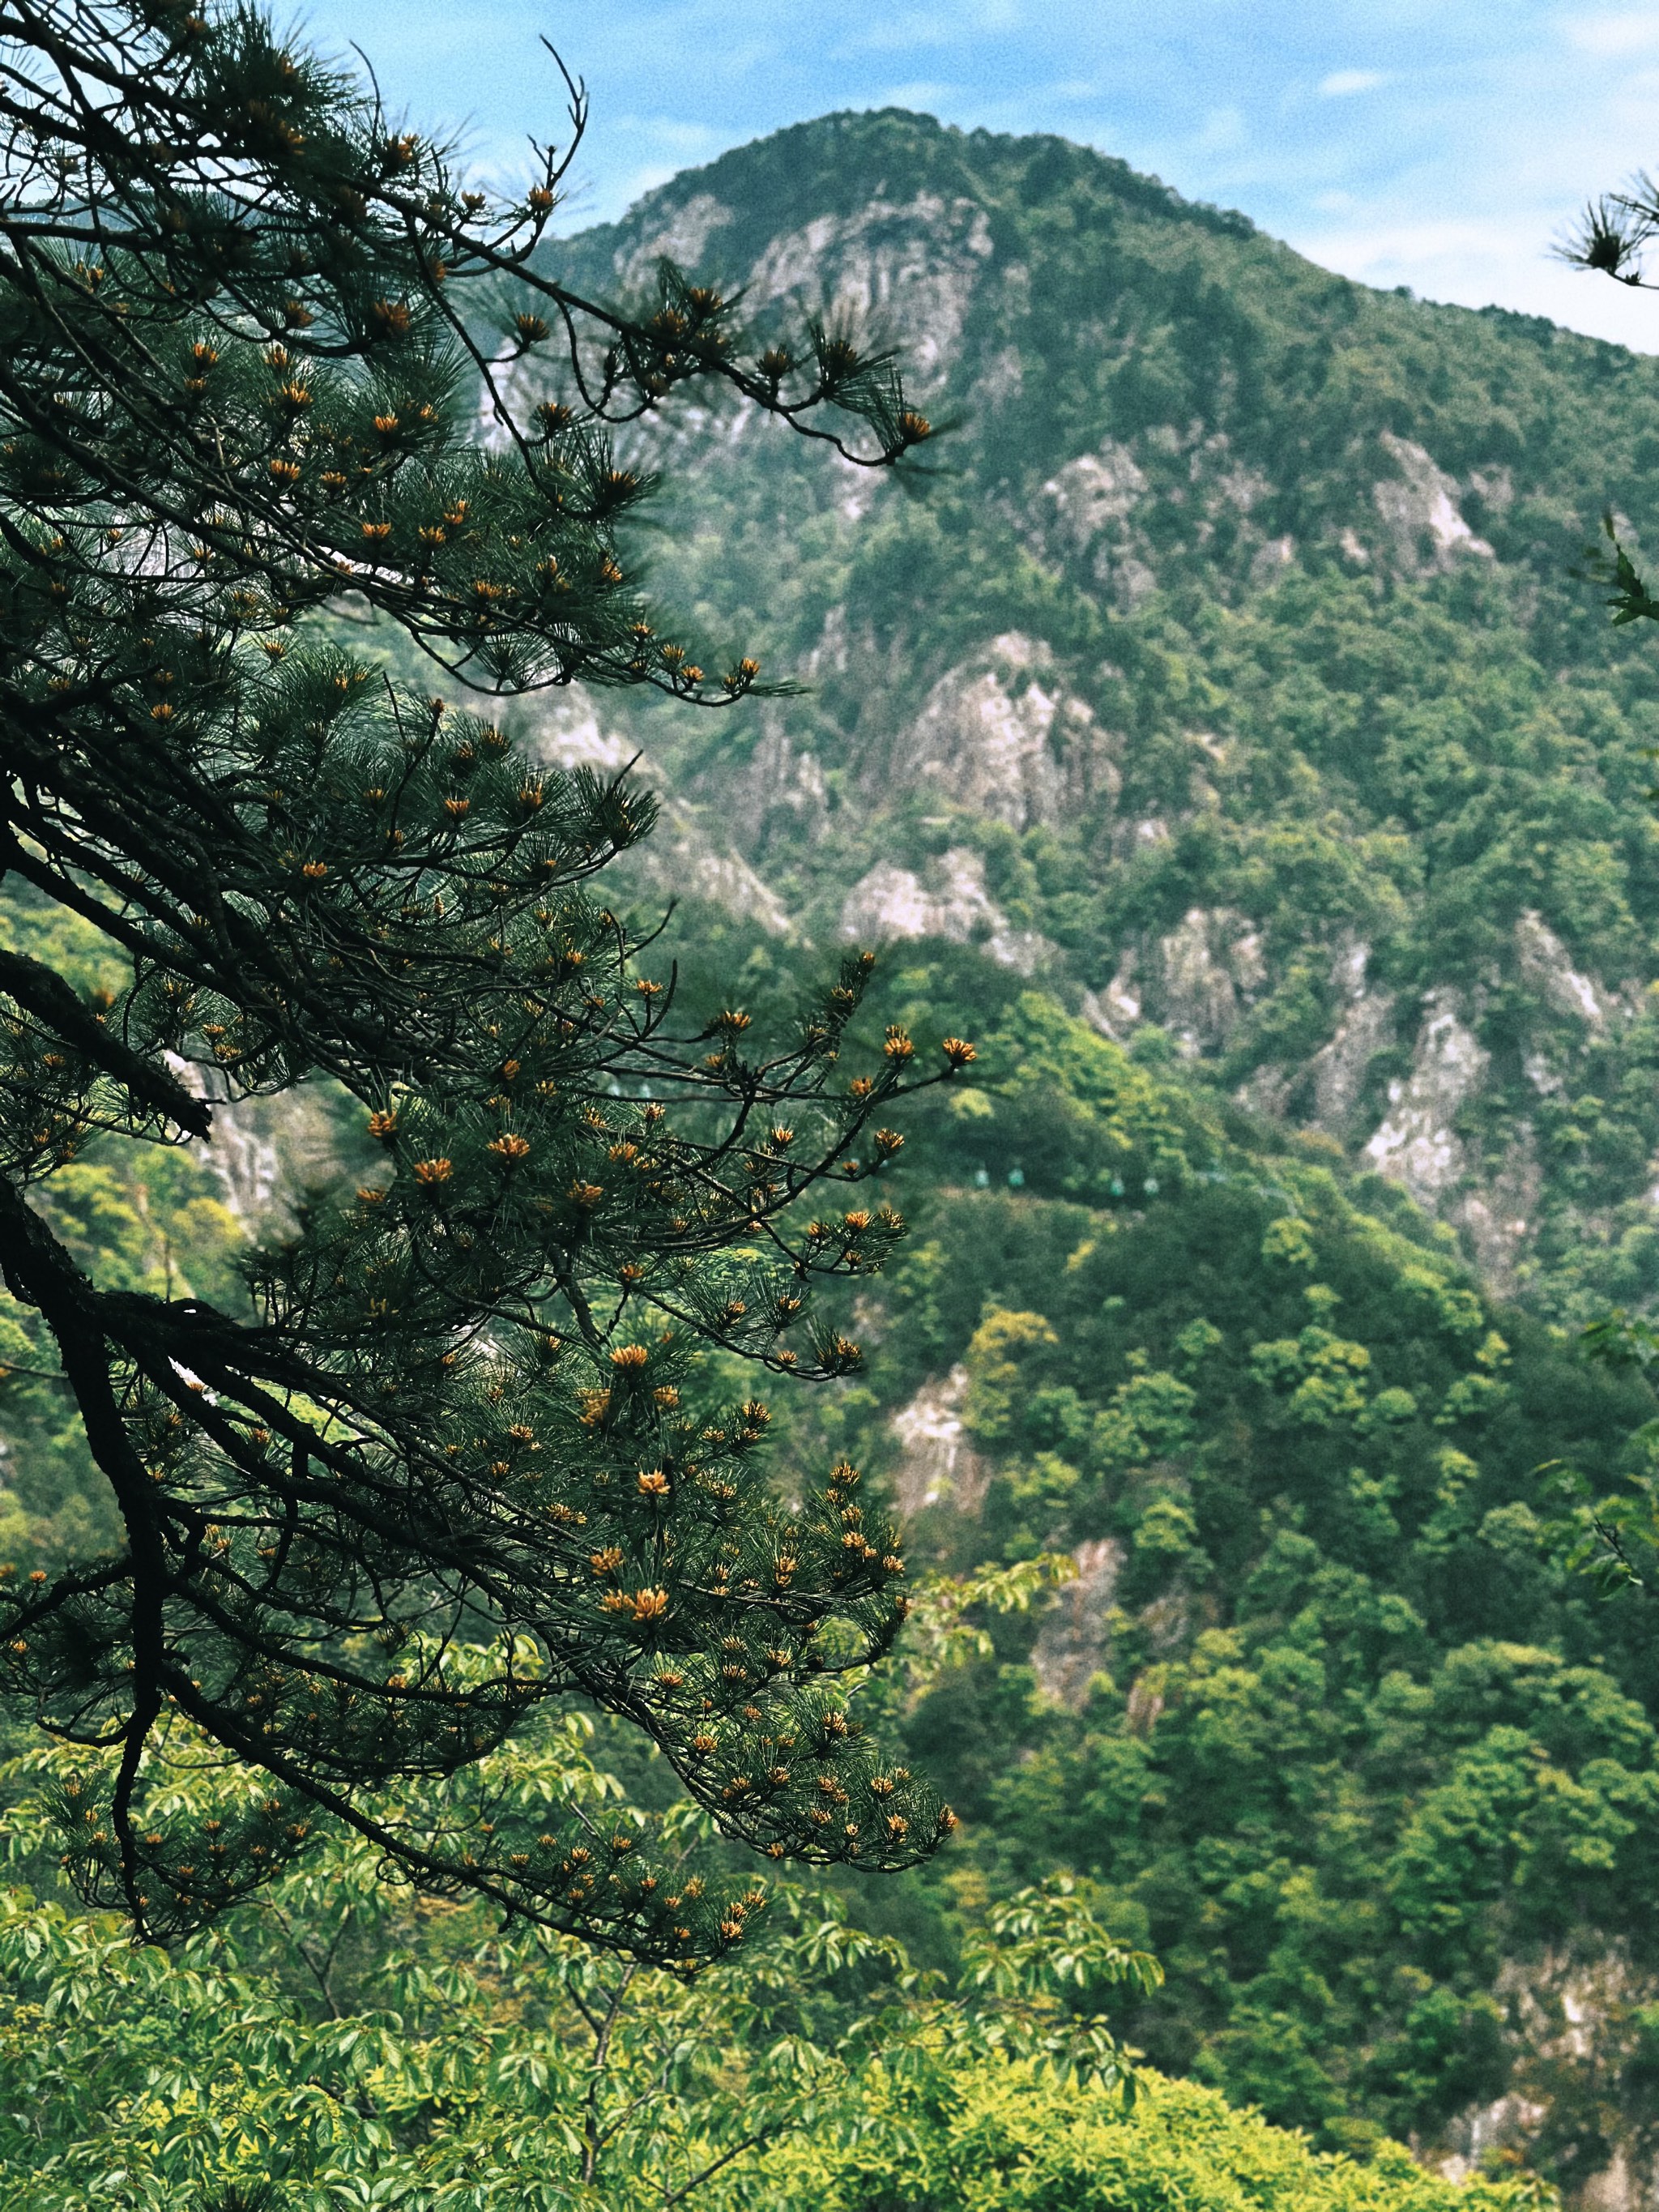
[313,0,1659,353]
[1290,208,1659,350]
[839,3,1020,54]
[871,79,962,111]
[839,11,957,52]
[1561,12,1659,56]
[611,163,679,204]
[634,118,724,156]
[1195,103,1247,152]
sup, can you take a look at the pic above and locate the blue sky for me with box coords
[309,0,1659,349]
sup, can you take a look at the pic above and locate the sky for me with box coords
[306,0,1659,351]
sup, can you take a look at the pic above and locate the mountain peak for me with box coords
[550,106,1268,308]
[535,102,1659,1336]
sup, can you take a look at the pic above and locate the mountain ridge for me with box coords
[521,106,1659,1326]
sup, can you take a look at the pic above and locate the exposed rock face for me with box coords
[220,1097,335,1228]
[1038,439,1158,606]
[868,632,1113,832]
[1250,533,1295,584]
[732,720,830,852]
[1136,908,1623,1278]
[1363,991,1489,1206]
[839,846,1051,971]
[648,819,793,936]
[615,191,736,287]
[527,700,795,936]
[1452,1125,1542,1295]
[1433,2094,1550,2190]
[746,193,995,388]
[173,1070,343,1234]
[1043,442,1146,549]
[1435,1947,1659,2211]
[1037,425,1290,604]
[1150,907,1265,1054]
[1469,464,1516,515]
[1157,910,1239,1053]
[1137,1587,1193,1654]
[1082,948,1144,1040]
[1294,942,1397,1135]
[1311,963,1398,1135]
[527,701,635,777]
[889,1367,990,1516]
[1371,433,1495,571]
[1200,434,1272,519]
[1030,1537,1124,1708]
[1516,910,1610,1031]
[1235,1062,1297,1120]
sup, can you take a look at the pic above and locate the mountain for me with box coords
[517,113,1659,2193]
[534,108,1659,1328]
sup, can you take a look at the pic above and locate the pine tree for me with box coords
[0,0,966,1955]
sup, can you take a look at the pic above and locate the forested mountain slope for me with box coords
[635,930,1659,2192]
[534,107,1659,1326]
[521,113,1659,2194]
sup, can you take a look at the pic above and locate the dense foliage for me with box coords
[0,1693,1546,2212]
[756,2064,1539,2212]
[603,930,1659,2176]
[0,1708,1159,2208]
[461,126,1659,2165]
